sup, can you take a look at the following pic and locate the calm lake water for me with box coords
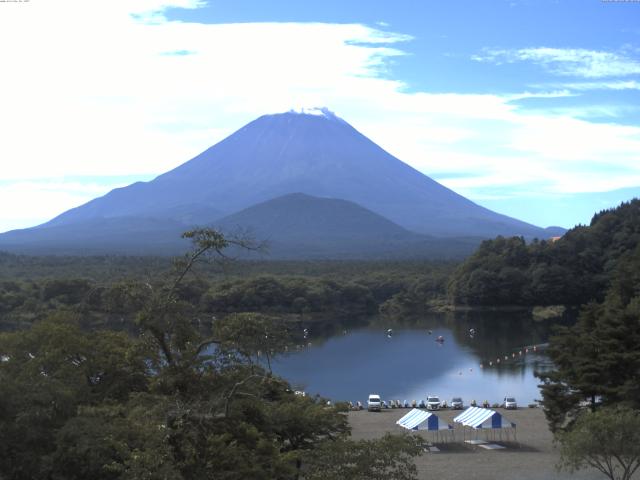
[271,312,563,405]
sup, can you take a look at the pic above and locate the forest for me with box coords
[448,199,640,307]
[2,201,640,479]
[0,252,454,334]
[0,230,426,480]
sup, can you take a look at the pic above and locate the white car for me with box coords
[503,396,517,409]
[426,395,441,410]
[367,394,382,412]
[451,397,464,410]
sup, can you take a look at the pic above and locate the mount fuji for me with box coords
[0,108,560,257]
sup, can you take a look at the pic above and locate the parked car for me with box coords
[503,396,517,409]
[367,394,382,412]
[427,395,441,410]
[451,397,464,410]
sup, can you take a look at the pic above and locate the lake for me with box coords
[271,312,564,406]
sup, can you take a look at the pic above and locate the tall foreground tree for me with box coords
[537,245,640,432]
[0,229,422,479]
[558,407,640,480]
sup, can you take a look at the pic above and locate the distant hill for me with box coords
[0,193,480,259]
[0,108,561,256]
[215,193,480,259]
[448,199,640,306]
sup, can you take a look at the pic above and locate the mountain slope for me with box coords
[40,108,550,238]
[217,192,414,242]
[0,217,190,255]
[0,193,480,258]
[215,193,479,259]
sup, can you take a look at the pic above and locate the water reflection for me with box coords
[271,311,568,405]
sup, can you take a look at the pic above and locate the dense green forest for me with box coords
[0,254,454,333]
[0,230,425,480]
[448,199,640,307]
[537,240,640,429]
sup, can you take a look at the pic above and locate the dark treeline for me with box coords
[0,256,456,332]
[448,199,640,307]
[0,252,451,282]
[538,240,640,430]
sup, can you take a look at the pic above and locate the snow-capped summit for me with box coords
[286,107,344,122]
[1,108,552,256]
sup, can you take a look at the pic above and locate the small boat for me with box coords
[435,335,445,343]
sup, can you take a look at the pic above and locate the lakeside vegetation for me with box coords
[0,230,425,480]
[1,200,640,479]
[448,199,640,307]
[0,253,455,333]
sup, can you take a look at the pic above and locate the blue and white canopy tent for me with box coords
[453,406,517,443]
[396,409,454,442]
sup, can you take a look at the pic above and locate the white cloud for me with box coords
[560,80,640,91]
[0,3,410,180]
[473,47,640,78]
[0,2,639,231]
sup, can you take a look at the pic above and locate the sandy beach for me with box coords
[348,407,612,480]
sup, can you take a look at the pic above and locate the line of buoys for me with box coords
[478,343,546,370]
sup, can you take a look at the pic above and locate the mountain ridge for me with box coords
[0,108,564,257]
[41,109,549,237]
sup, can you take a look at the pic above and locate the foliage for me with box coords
[302,433,423,480]
[0,229,421,479]
[537,244,640,432]
[0,314,149,479]
[203,276,378,318]
[214,312,294,372]
[557,406,640,480]
[448,199,640,306]
[0,256,454,332]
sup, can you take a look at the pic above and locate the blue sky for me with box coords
[0,0,639,232]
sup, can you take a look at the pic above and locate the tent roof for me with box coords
[453,407,515,429]
[396,409,452,431]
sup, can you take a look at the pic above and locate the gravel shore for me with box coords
[348,407,610,480]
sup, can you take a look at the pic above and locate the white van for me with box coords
[427,395,441,410]
[367,394,382,412]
